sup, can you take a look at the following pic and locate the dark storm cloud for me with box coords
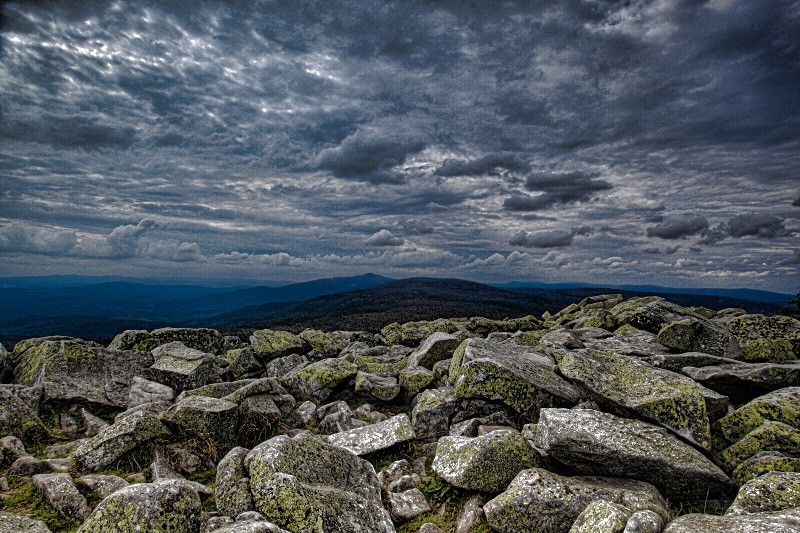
[509,230,574,249]
[793,197,800,207]
[647,215,709,240]
[503,172,613,212]
[434,153,529,177]
[726,214,786,238]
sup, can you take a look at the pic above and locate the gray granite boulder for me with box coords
[663,509,800,532]
[658,317,741,358]
[75,410,169,471]
[108,327,224,354]
[31,473,90,520]
[327,414,414,456]
[148,341,214,392]
[407,332,461,370]
[281,358,358,402]
[682,362,800,405]
[216,447,255,518]
[160,395,238,444]
[0,512,51,533]
[249,330,309,362]
[726,471,800,516]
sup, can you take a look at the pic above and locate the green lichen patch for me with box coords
[713,387,800,447]
[728,314,800,363]
[715,420,800,473]
[726,471,800,516]
[732,452,800,485]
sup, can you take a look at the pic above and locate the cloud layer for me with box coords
[0,0,798,291]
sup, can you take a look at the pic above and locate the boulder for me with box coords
[108,327,224,354]
[148,341,213,392]
[354,371,401,401]
[715,420,800,472]
[281,358,357,402]
[726,471,800,516]
[0,386,48,445]
[244,432,394,532]
[249,330,308,362]
[12,338,151,408]
[535,408,733,501]
[31,473,90,520]
[77,479,202,533]
[658,318,741,358]
[75,410,169,471]
[298,329,349,358]
[714,387,800,448]
[327,414,415,456]
[77,474,129,500]
[583,329,671,358]
[385,488,431,523]
[216,447,255,518]
[483,468,667,533]
[0,512,51,533]
[406,332,461,370]
[646,352,741,372]
[569,500,631,533]
[558,349,712,448]
[224,348,265,380]
[727,314,800,362]
[381,318,461,347]
[683,363,800,405]
[732,451,800,484]
[412,387,459,440]
[127,376,175,408]
[609,297,693,333]
[662,509,800,532]
[432,429,539,493]
[398,366,435,397]
[455,495,486,533]
[160,395,238,444]
[449,338,579,416]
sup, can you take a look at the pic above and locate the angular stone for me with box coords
[160,395,238,444]
[647,352,742,372]
[432,429,539,493]
[658,318,741,358]
[484,468,667,533]
[148,341,213,392]
[109,327,224,354]
[298,329,349,358]
[412,387,459,440]
[217,447,255,518]
[716,420,800,472]
[583,329,671,358]
[381,318,462,347]
[12,338,152,408]
[75,410,168,471]
[77,479,202,533]
[327,414,414,456]
[713,387,800,447]
[32,473,90,520]
[249,330,308,362]
[354,371,401,401]
[244,432,394,533]
[455,495,486,533]
[212,520,291,533]
[127,376,175,408]
[662,509,800,532]
[386,488,431,523]
[238,395,282,446]
[450,338,578,416]
[726,471,800,516]
[398,366,435,397]
[727,314,800,363]
[224,347,265,380]
[78,474,129,500]
[623,510,666,533]
[281,358,357,402]
[569,500,631,533]
[80,408,110,437]
[0,512,51,533]
[535,408,733,501]
[559,349,712,448]
[682,363,800,405]
[609,297,693,333]
[0,386,48,445]
[265,353,309,379]
[732,451,800,484]
[407,332,461,370]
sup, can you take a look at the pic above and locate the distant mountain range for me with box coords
[0,273,792,347]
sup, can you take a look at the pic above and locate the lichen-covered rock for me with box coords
[31,473,90,520]
[623,510,666,533]
[281,358,358,402]
[75,410,169,471]
[412,387,459,440]
[727,314,800,363]
[609,297,693,334]
[662,508,800,532]
[398,366,435,397]
[12,338,152,408]
[732,451,800,484]
[558,349,712,448]
[406,332,461,370]
[109,327,225,354]
[385,488,431,523]
[535,408,733,501]
[77,474,129,500]
[0,386,49,445]
[224,347,265,380]
[713,387,800,447]
[212,519,292,533]
[217,447,255,518]
[298,329,349,358]
[179,379,258,401]
[658,318,741,358]
[327,414,414,456]
[160,395,238,444]
[715,420,800,472]
[432,429,539,493]
[238,394,283,447]
[354,371,401,401]
[682,363,800,405]
[484,468,667,533]
[381,318,462,347]
[127,376,175,408]
[569,500,631,533]
[250,330,309,362]
[0,512,51,533]
[646,352,741,372]
[582,329,671,358]
[244,432,394,533]
[450,338,579,416]
[77,479,202,533]
[148,341,214,392]
[265,353,310,378]
[726,471,800,516]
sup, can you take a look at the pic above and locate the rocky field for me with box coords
[1,294,800,532]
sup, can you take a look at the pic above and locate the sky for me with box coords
[1,0,798,292]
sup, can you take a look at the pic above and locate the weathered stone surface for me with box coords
[12,338,152,408]
[559,349,712,448]
[77,479,202,533]
[75,410,168,471]
[432,429,538,493]
[212,519,292,533]
[609,297,693,334]
[713,387,800,447]
[732,451,800,484]
[536,408,733,501]
[265,354,310,379]
[726,471,800,516]
[450,338,578,416]
[398,366,435,397]
[623,510,665,533]
[662,509,800,532]
[327,414,414,456]
[32,473,90,520]
[244,432,394,533]
[148,341,214,391]
[281,358,358,402]
[646,352,741,372]
[217,447,255,518]
[224,347,265,380]
[0,512,51,533]
[298,329,350,358]
[682,363,800,405]
[407,332,461,370]
[354,371,401,401]
[584,329,671,358]
[381,318,462,347]
[250,330,308,362]
[179,379,258,402]
[727,314,800,363]
[658,318,741,358]
[109,327,224,354]
[455,495,486,533]
[238,395,282,446]
[385,488,431,523]
[484,468,667,533]
[412,387,459,440]
[77,474,129,500]
[569,500,631,533]
[716,420,800,472]
[127,376,175,408]
[160,395,238,444]
[0,386,48,445]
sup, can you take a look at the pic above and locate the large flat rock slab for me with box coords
[327,414,414,456]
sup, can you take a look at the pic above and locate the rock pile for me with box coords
[1,296,800,532]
